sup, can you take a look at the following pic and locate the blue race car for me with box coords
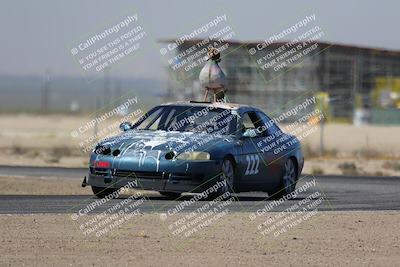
[83,101,304,199]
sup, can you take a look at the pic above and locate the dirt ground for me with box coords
[0,176,92,195]
[0,176,149,196]
[302,158,400,176]
[0,212,399,266]
[1,176,399,266]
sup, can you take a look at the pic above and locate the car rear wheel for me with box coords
[268,158,297,199]
[159,191,181,199]
[91,186,120,199]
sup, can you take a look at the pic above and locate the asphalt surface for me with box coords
[1,165,400,214]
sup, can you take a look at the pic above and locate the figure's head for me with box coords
[207,47,220,62]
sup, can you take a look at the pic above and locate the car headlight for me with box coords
[176,151,210,160]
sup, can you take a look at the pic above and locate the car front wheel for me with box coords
[268,158,297,199]
[207,157,235,199]
[221,158,235,193]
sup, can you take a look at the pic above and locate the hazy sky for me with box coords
[1,0,399,80]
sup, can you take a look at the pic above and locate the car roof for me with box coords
[161,101,260,112]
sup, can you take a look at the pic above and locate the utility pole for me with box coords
[41,70,51,114]
[114,78,122,106]
[93,96,100,143]
[319,119,324,156]
[352,56,357,124]
[103,66,110,106]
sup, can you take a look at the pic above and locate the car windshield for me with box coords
[133,105,237,135]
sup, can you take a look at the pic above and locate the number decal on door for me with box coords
[245,155,260,175]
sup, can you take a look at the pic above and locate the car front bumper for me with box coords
[86,159,222,193]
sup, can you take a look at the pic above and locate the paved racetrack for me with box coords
[0,165,400,214]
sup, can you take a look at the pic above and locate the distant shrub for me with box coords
[338,162,358,175]
[382,161,400,171]
[310,167,324,175]
[302,143,338,158]
[302,143,318,158]
[11,145,25,155]
[46,157,60,163]
[374,171,387,176]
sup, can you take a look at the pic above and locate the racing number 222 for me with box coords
[245,155,260,175]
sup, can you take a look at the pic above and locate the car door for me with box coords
[256,111,285,189]
[236,111,269,190]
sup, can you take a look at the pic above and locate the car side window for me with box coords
[242,113,255,130]
[240,112,266,136]
[257,112,282,136]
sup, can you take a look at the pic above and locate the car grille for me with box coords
[90,167,109,176]
[90,168,203,181]
[113,170,164,179]
[170,173,194,180]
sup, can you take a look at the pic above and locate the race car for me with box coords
[82,101,304,199]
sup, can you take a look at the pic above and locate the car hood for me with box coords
[97,129,234,154]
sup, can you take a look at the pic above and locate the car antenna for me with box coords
[199,47,228,103]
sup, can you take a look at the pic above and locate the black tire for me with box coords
[268,158,298,200]
[91,186,120,199]
[207,157,235,200]
[159,191,181,199]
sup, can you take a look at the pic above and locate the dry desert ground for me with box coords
[1,211,399,266]
[1,171,399,266]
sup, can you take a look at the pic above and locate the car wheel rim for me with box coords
[221,160,234,193]
[283,159,296,193]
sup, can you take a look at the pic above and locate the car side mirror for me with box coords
[242,128,258,138]
[119,122,132,132]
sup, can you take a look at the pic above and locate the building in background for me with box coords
[161,39,400,124]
